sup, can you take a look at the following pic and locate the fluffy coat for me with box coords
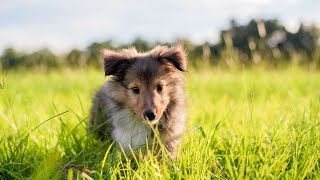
[90,45,187,158]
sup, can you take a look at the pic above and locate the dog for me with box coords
[89,45,187,158]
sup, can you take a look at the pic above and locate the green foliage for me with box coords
[0,69,320,179]
[1,19,319,70]
[24,49,60,69]
[211,19,319,66]
[66,49,86,68]
[0,48,22,70]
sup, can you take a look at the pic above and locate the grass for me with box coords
[0,67,320,179]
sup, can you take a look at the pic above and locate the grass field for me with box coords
[1,67,320,179]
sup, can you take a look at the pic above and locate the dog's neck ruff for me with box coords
[111,107,152,152]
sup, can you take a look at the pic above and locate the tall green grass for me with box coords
[0,68,320,179]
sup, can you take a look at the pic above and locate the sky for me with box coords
[1,0,319,53]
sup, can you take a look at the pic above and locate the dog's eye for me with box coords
[131,87,140,94]
[156,84,163,93]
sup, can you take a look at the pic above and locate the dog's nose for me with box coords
[143,110,156,121]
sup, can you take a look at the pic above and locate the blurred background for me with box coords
[1,0,320,70]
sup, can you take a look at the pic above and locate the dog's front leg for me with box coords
[165,135,182,158]
[159,130,182,159]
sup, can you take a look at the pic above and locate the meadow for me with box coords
[0,67,320,179]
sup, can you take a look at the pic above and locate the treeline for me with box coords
[1,19,320,70]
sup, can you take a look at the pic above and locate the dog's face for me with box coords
[102,46,187,124]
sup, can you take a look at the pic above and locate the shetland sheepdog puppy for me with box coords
[90,45,187,158]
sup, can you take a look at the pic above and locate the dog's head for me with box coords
[102,45,187,124]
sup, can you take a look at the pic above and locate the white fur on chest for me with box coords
[111,108,151,152]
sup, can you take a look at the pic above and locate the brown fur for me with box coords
[90,45,187,158]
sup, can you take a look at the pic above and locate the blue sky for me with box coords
[1,0,319,53]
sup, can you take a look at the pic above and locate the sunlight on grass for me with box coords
[0,68,320,179]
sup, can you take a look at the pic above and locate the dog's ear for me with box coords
[158,45,187,71]
[102,48,136,80]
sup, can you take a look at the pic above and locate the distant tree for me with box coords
[0,19,319,70]
[0,48,21,69]
[214,19,319,62]
[23,49,59,69]
[66,49,86,67]
[86,40,113,67]
[285,25,318,58]
[131,37,149,52]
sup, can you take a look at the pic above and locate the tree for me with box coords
[24,49,59,69]
[214,19,319,62]
[86,40,113,67]
[66,49,86,67]
[0,48,21,69]
[131,37,149,52]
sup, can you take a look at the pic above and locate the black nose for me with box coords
[143,110,156,121]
